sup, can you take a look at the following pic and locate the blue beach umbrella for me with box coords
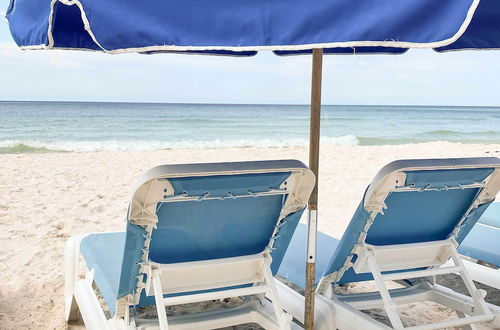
[5,0,500,328]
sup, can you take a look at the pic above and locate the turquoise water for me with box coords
[0,101,499,153]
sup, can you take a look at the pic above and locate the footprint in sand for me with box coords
[91,204,105,213]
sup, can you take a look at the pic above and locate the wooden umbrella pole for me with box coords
[305,48,323,330]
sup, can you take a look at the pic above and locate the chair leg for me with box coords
[449,248,492,317]
[262,257,291,330]
[64,234,89,322]
[365,248,405,330]
[73,270,109,329]
[152,268,169,330]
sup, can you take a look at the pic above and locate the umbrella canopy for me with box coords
[5,0,500,329]
[437,0,500,52]
[7,0,500,54]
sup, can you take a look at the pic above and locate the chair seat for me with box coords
[458,223,500,267]
[476,202,500,228]
[80,232,125,315]
[278,223,339,289]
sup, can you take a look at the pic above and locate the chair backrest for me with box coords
[324,157,500,285]
[116,160,314,304]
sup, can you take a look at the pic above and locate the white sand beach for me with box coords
[0,141,499,329]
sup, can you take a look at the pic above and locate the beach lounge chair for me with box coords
[277,157,500,330]
[458,202,500,289]
[64,160,314,330]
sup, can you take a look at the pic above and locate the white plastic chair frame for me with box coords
[276,160,500,330]
[65,161,315,330]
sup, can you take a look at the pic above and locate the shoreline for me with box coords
[1,141,499,329]
[1,139,500,154]
[0,140,500,155]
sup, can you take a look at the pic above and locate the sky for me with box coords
[1,3,500,106]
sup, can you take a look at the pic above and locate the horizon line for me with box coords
[0,100,499,108]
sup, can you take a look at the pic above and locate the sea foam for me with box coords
[0,135,359,153]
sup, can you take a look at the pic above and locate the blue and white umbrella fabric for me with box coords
[6,0,500,55]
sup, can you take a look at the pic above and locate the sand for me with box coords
[0,141,499,329]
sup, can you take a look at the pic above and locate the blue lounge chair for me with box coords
[458,202,500,289]
[277,157,500,330]
[64,160,314,330]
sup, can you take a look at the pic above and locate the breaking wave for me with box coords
[0,135,359,153]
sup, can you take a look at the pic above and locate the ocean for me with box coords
[0,101,499,153]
